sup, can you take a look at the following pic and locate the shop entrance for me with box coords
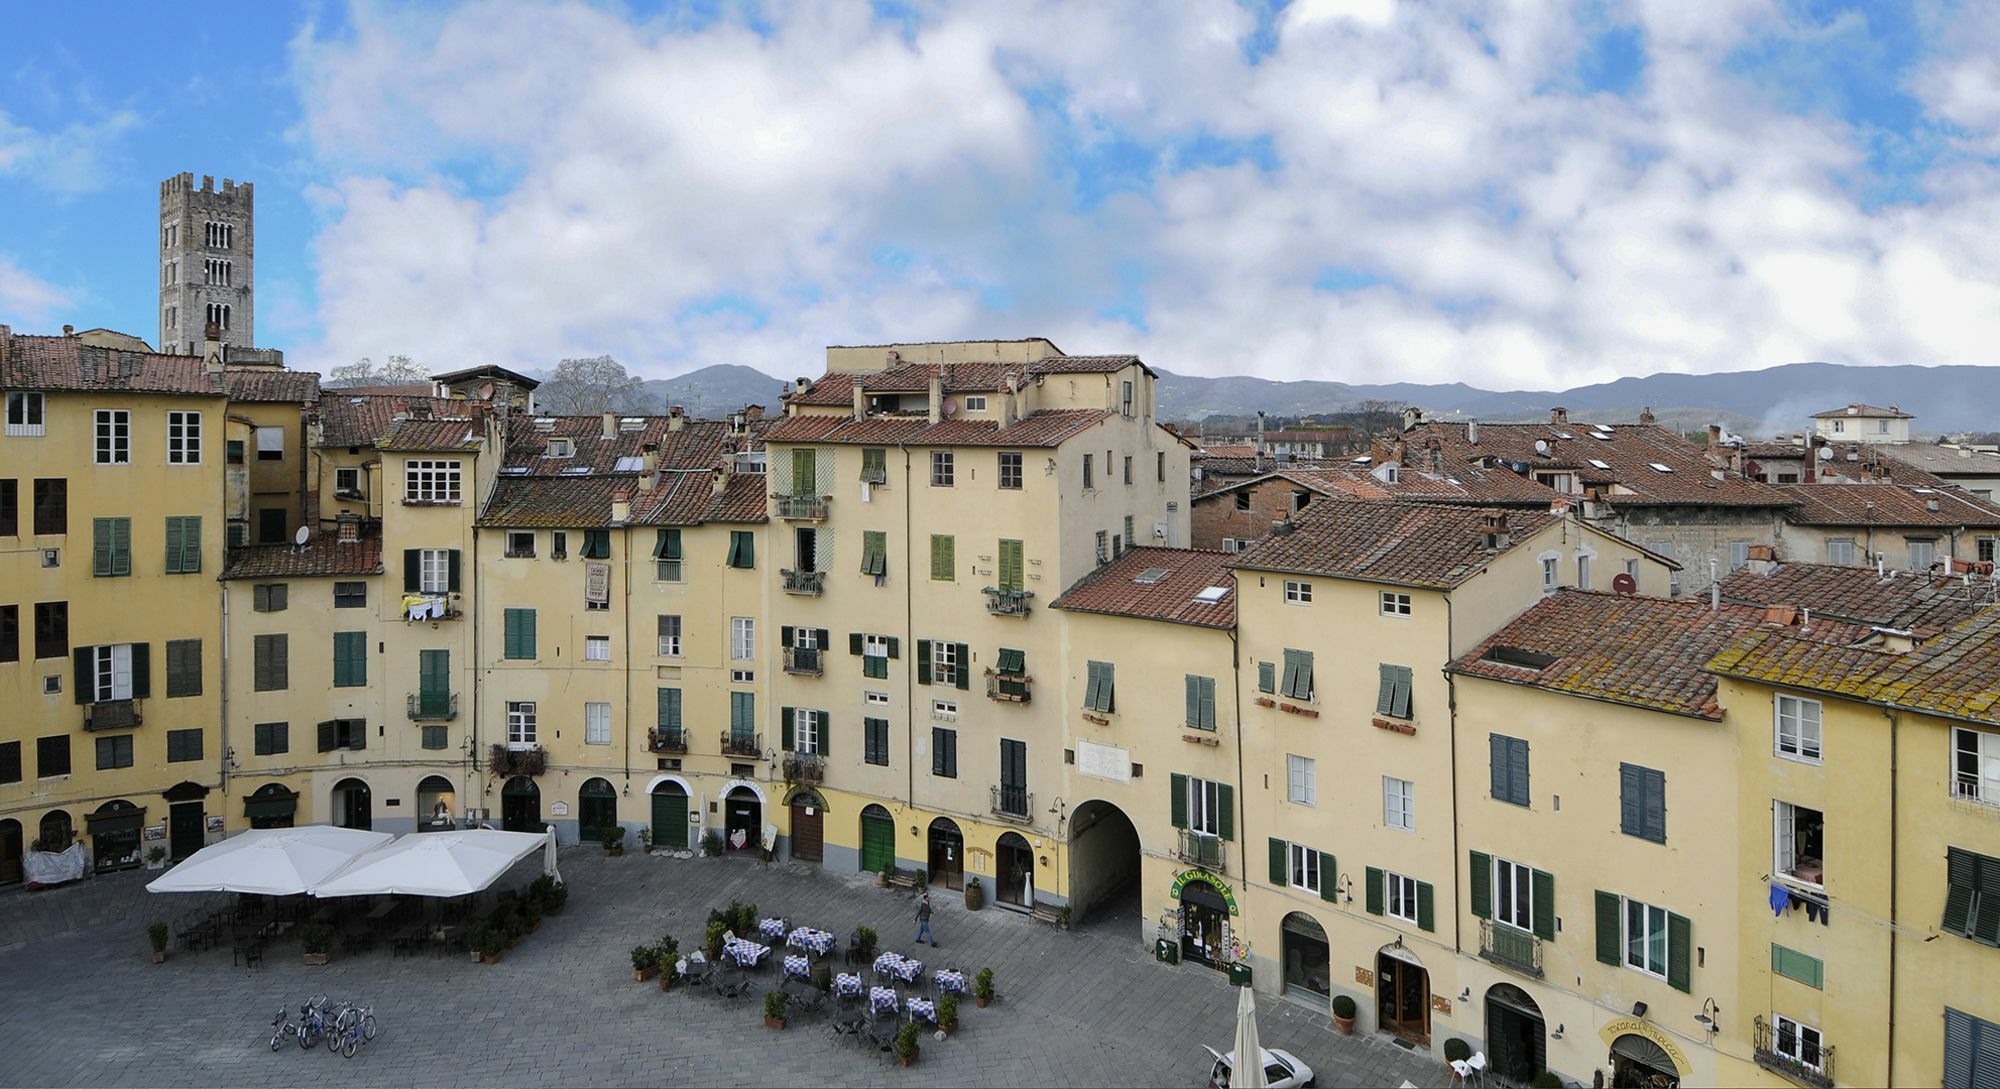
[651,781,689,850]
[245,784,298,829]
[0,820,21,885]
[1375,948,1431,1046]
[501,776,540,832]
[86,800,144,873]
[578,778,617,845]
[787,789,824,864]
[1178,878,1230,965]
[1281,912,1331,1001]
[724,786,761,851]
[331,778,372,830]
[927,818,963,890]
[859,805,894,874]
[1486,983,1547,1084]
[1610,1034,1682,1088]
[996,831,1034,909]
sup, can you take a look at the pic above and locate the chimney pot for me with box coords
[1550,407,1568,425]
[602,411,617,439]
[1467,419,1479,445]
[62,325,73,336]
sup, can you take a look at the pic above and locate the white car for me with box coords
[1203,1045,1316,1089]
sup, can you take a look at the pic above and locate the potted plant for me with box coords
[1331,994,1357,1035]
[965,875,984,911]
[973,967,995,1008]
[632,943,662,982]
[639,827,654,854]
[497,906,524,948]
[657,947,680,991]
[937,993,959,1036]
[878,857,893,888]
[734,901,759,937]
[602,826,627,856]
[1529,1073,1564,1088]
[299,923,334,966]
[1056,905,1072,930]
[895,1021,920,1066]
[914,867,928,889]
[472,922,502,964]
[700,829,724,857]
[854,926,878,962]
[763,990,788,1030]
[1444,1038,1473,1069]
[703,920,727,960]
[145,845,168,871]
[146,921,169,964]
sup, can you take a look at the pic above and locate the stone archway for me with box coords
[927,818,963,890]
[1486,983,1546,1084]
[1067,799,1140,930]
[331,777,372,830]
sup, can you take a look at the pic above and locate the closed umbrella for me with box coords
[542,826,561,886]
[312,829,547,897]
[1232,982,1267,1089]
[146,826,391,896]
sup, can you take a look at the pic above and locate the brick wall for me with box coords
[1191,478,1312,549]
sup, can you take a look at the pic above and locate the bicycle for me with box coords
[329,1004,377,1058]
[298,994,339,1051]
[268,1007,300,1051]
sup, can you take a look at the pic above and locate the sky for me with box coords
[3,0,2000,389]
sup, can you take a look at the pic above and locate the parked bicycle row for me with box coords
[267,992,379,1059]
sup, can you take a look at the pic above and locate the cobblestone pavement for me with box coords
[0,850,1448,1088]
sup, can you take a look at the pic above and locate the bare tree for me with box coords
[535,355,654,415]
[1349,399,1406,439]
[326,354,428,389]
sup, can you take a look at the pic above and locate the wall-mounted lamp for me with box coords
[1458,988,1471,1003]
[1340,874,1355,904]
[1631,1001,1648,1019]
[1694,998,1721,1039]
[1551,1023,1564,1040]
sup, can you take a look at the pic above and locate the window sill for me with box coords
[400,499,463,507]
[1279,702,1319,718]
[1373,717,1416,736]
[1774,751,1823,767]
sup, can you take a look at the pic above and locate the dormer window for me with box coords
[546,438,574,458]
[963,395,988,412]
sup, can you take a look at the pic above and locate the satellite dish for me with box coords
[293,526,311,547]
[1534,439,1551,456]
[1612,572,1637,594]
[1817,448,1832,460]
[940,397,959,417]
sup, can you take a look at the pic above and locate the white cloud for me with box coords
[0,255,69,320]
[0,108,139,194]
[289,0,2000,390]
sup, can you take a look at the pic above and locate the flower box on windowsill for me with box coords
[1252,697,1277,708]
[1279,702,1318,718]
[1373,717,1416,736]
[1081,713,1110,726]
[1182,733,1220,747]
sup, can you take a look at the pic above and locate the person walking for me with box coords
[915,891,937,947]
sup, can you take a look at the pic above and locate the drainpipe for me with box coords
[218,575,231,800]
[1885,705,1899,1088]
[622,518,634,800]
[900,444,916,813]
[1445,591,1462,956]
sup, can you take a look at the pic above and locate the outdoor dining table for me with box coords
[872,951,924,984]
[834,972,864,998]
[905,996,936,1024]
[723,937,771,968]
[868,986,900,1016]
[756,917,788,942]
[783,954,812,981]
[786,926,836,957]
[934,968,966,994]
[364,899,399,922]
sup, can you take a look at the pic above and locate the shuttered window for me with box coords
[32,478,66,535]
[1376,663,1413,718]
[163,516,201,573]
[1084,660,1115,713]
[253,722,288,755]
[658,687,682,730]
[729,691,755,738]
[1620,763,1667,843]
[253,634,288,691]
[1771,944,1824,989]
[166,728,203,763]
[165,639,202,698]
[1597,890,1691,991]
[1280,649,1313,701]
[1185,675,1216,731]
[581,529,611,559]
[332,631,367,687]
[931,727,957,778]
[861,530,887,577]
[503,608,537,660]
[860,447,887,483]
[654,528,683,581]
[726,530,755,569]
[1490,734,1530,806]
[96,734,134,769]
[1257,660,1275,694]
[1942,846,2000,946]
[929,534,955,581]
[997,538,1024,592]
[92,518,131,577]
[253,583,287,612]
[865,717,889,766]
[0,606,15,664]
[1944,1007,2000,1089]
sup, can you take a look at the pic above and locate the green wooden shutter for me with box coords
[849,632,865,655]
[521,610,536,658]
[334,632,365,687]
[447,549,461,591]
[1469,850,1491,918]
[1365,867,1384,915]
[73,646,91,703]
[1392,666,1413,718]
[1086,662,1104,711]
[1258,660,1275,693]
[1509,738,1530,805]
[658,688,681,729]
[1417,881,1435,932]
[885,637,899,658]
[862,530,887,576]
[1667,912,1692,992]
[1771,945,1824,989]
[1282,650,1301,699]
[817,712,829,757]
[1532,869,1556,940]
[1216,783,1234,841]
[781,707,795,752]
[112,519,130,576]
[1376,663,1395,714]
[955,644,970,690]
[930,534,953,580]
[1170,773,1187,829]
[1619,764,1643,836]
[792,448,817,495]
[1595,891,1621,965]
[1269,837,1287,884]
[781,625,795,648]
[318,720,337,753]
[419,649,447,702]
[1199,677,1216,730]
[999,539,1023,591]
[1185,676,1200,728]
[1319,853,1338,902]
[404,549,420,592]
[163,517,183,573]
[916,640,932,685]
[93,519,112,576]
[1944,848,1977,934]
[129,642,150,698]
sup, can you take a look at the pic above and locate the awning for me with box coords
[146,825,391,896]
[1610,1032,1677,1072]
[243,788,299,821]
[311,828,551,898]
[86,808,146,835]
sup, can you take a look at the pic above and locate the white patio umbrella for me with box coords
[1231,982,1267,1089]
[542,826,561,886]
[310,828,547,897]
[145,826,392,896]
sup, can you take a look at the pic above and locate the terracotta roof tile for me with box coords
[375,416,486,452]
[1716,560,1998,634]
[1198,464,1559,507]
[1811,403,1911,419]
[762,408,1112,448]
[786,356,1145,407]
[1230,499,1557,589]
[1051,547,1236,629]
[1403,421,1792,508]
[479,474,629,527]
[221,532,384,580]
[318,394,463,448]
[224,367,321,403]
[1,331,224,397]
[1775,483,2000,528]
[502,415,739,473]
[1871,443,2000,477]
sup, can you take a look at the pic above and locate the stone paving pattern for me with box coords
[0,850,1448,1088]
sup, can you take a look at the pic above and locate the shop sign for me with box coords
[1170,869,1239,915]
[1597,1019,1693,1076]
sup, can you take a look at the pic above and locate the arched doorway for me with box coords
[1281,912,1331,1001]
[996,831,1034,909]
[37,810,73,852]
[502,777,541,832]
[1610,1034,1682,1088]
[650,780,689,851]
[927,818,963,889]
[578,778,617,845]
[1486,983,1547,1084]
[162,781,208,861]
[1068,800,1141,929]
[86,800,145,873]
[788,788,825,864]
[416,776,456,831]
[0,819,21,885]
[244,784,298,829]
[1375,945,1431,1046]
[1177,874,1232,964]
[331,777,372,830]
[723,785,761,851]
[859,804,895,875]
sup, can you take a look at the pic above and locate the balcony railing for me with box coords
[647,727,688,754]
[487,743,548,778]
[774,494,830,521]
[983,587,1033,616]
[720,731,763,758]
[1177,829,1226,870]
[782,569,826,596]
[82,699,143,732]
[1953,775,1997,807]
[1479,919,1544,978]
[407,691,459,721]
[1754,1017,1835,1089]
[402,593,460,621]
[783,753,825,783]
[985,672,1032,703]
[784,646,824,676]
[990,784,1033,822]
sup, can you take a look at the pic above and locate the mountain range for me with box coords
[627,360,2000,438]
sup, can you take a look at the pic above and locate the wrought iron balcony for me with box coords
[989,784,1033,822]
[783,753,825,783]
[1177,829,1226,869]
[487,743,548,778]
[402,593,460,621]
[784,646,824,676]
[647,727,688,754]
[985,672,1032,703]
[774,494,830,521]
[407,692,459,721]
[983,587,1033,616]
[1478,919,1544,978]
[82,699,143,732]
[1754,1016,1834,1089]
[720,731,763,758]
[782,568,826,596]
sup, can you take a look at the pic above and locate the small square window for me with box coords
[1379,591,1411,617]
[1284,580,1312,605]
[506,531,535,558]
[585,636,610,661]
[931,451,955,487]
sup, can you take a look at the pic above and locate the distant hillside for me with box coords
[637,364,788,417]
[1156,362,2000,437]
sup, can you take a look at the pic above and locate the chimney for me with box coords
[1550,407,1569,426]
[203,320,224,374]
[928,372,943,425]
[1269,520,1296,536]
[1890,404,1900,414]
[1466,419,1479,445]
[852,381,867,420]
[601,411,617,440]
[336,512,360,543]
[744,405,764,421]
[610,487,631,525]
[1427,438,1443,474]
[62,324,74,336]
[1746,544,1778,576]
[711,462,732,496]
[667,406,685,432]
[1389,438,1407,466]
[640,442,660,492]
[1639,406,1656,426]
[1002,373,1020,427]
[1400,406,1422,433]
[1707,423,1722,446]
[793,377,810,398]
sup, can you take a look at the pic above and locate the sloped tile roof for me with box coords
[318,394,463,448]
[479,468,768,527]
[479,474,629,527]
[1706,629,1919,701]
[1716,561,1998,635]
[786,356,1146,407]
[1871,443,2000,478]
[1775,483,2000,528]
[1403,421,1792,508]
[1866,610,2000,723]
[430,363,541,389]
[1,331,224,397]
[762,408,1112,448]
[224,366,321,403]
[375,416,486,452]
[1811,403,1911,419]
[1197,464,1559,507]
[502,415,737,473]
[1230,499,1557,589]
[1453,590,1869,719]
[220,532,384,580]
[1051,547,1237,629]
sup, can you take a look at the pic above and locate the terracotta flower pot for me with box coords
[899,1054,916,1068]
[975,995,990,1009]
[482,952,501,965]
[635,965,660,982]
[764,1016,786,1031]
[302,953,329,966]
[1333,1014,1354,1036]
[151,951,166,964]
[658,974,676,991]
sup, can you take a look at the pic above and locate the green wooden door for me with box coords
[792,448,817,495]
[651,786,688,850]
[860,808,895,874]
[578,778,616,844]
[418,649,450,716]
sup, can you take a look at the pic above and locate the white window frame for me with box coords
[166,411,202,465]
[418,548,450,594]
[1772,1013,1826,1073]
[1287,754,1316,806]
[962,395,987,412]
[335,467,363,496]
[1540,555,1559,593]
[658,615,682,657]
[584,701,611,745]
[730,668,755,684]
[94,409,131,465]
[1624,897,1669,978]
[1774,694,1823,764]
[505,530,534,557]
[931,699,959,719]
[545,438,574,458]
[1383,776,1415,831]
[1492,856,1533,931]
[92,644,134,702]
[507,701,538,748]
[931,451,954,487]
[792,627,819,650]
[1288,842,1320,894]
[1773,800,1824,888]
[794,708,821,754]
[1186,776,1221,837]
[1379,591,1412,617]
[1384,871,1420,924]
[932,640,959,687]
[730,617,755,661]
[584,636,610,662]
[1577,553,1592,590]
[1953,727,2000,805]
[6,391,45,436]
[1909,539,1936,570]
[404,459,463,504]
[255,425,284,460]
[865,690,890,707]
[864,634,890,661]
[1283,580,1312,605]
[1827,538,1855,565]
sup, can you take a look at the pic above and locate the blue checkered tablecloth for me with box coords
[872,952,924,983]
[783,954,810,980]
[869,986,899,1015]
[757,918,787,942]
[723,937,770,967]
[786,927,835,956]
[905,996,936,1023]
[834,972,863,997]
[934,969,966,994]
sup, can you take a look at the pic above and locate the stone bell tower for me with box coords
[159,172,254,356]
